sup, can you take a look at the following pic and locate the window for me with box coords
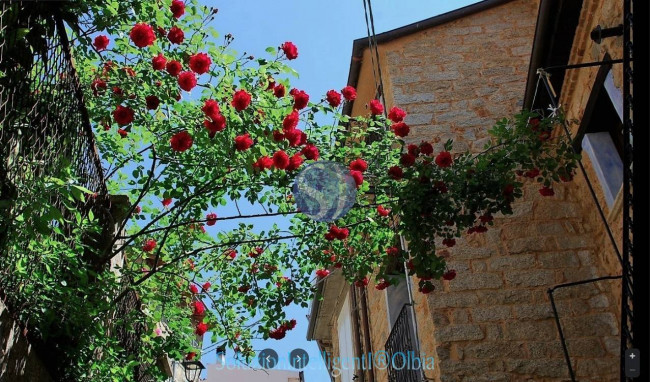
[337,293,356,382]
[575,64,624,208]
[385,274,411,328]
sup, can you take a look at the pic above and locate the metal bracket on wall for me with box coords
[548,275,623,382]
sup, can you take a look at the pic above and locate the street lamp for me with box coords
[181,360,205,382]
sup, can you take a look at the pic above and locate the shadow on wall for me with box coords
[0,301,54,382]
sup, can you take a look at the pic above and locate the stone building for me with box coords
[307,0,629,380]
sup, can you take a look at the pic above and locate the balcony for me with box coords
[384,304,423,382]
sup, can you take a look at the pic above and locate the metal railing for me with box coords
[384,304,423,382]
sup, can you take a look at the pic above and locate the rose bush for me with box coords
[1,0,578,380]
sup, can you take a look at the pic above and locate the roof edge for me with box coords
[343,0,518,116]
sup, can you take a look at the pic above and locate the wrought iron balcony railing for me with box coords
[384,304,424,382]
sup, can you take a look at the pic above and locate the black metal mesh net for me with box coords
[0,3,153,380]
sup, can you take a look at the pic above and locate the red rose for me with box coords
[206,212,217,226]
[479,214,493,223]
[355,277,369,288]
[192,301,206,316]
[145,95,160,110]
[435,151,453,167]
[326,90,342,107]
[186,352,196,360]
[170,0,185,18]
[407,144,419,156]
[434,181,448,193]
[369,99,384,115]
[142,239,156,252]
[130,23,156,48]
[269,328,286,340]
[349,158,368,172]
[122,66,136,77]
[469,225,488,234]
[316,269,330,278]
[225,249,237,260]
[248,247,264,258]
[327,225,349,240]
[281,41,298,60]
[272,150,290,169]
[301,144,319,160]
[231,89,252,111]
[167,26,184,44]
[272,130,285,142]
[166,60,182,76]
[539,186,555,196]
[204,115,226,134]
[152,53,167,70]
[286,153,304,171]
[102,60,116,75]
[162,198,173,207]
[195,322,208,336]
[234,133,253,151]
[377,205,390,217]
[419,282,435,294]
[282,129,301,147]
[292,89,309,110]
[560,174,573,182]
[253,156,274,171]
[202,282,211,291]
[524,168,540,178]
[388,166,403,180]
[419,142,433,156]
[113,105,135,125]
[93,35,109,51]
[202,99,220,119]
[189,52,211,74]
[442,238,456,247]
[134,205,142,214]
[178,71,197,91]
[91,79,107,96]
[401,153,416,167]
[442,270,457,281]
[341,86,357,101]
[388,106,406,122]
[283,110,299,131]
[350,170,364,188]
[406,260,415,271]
[391,122,410,138]
[273,84,286,98]
[376,279,390,290]
[170,130,193,152]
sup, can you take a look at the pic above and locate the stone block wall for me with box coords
[558,0,625,317]
[346,0,623,381]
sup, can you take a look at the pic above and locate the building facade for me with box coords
[307,0,627,381]
[204,366,303,382]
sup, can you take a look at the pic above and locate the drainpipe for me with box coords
[399,235,425,378]
[359,288,375,382]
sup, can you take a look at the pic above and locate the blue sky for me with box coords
[196,1,480,381]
